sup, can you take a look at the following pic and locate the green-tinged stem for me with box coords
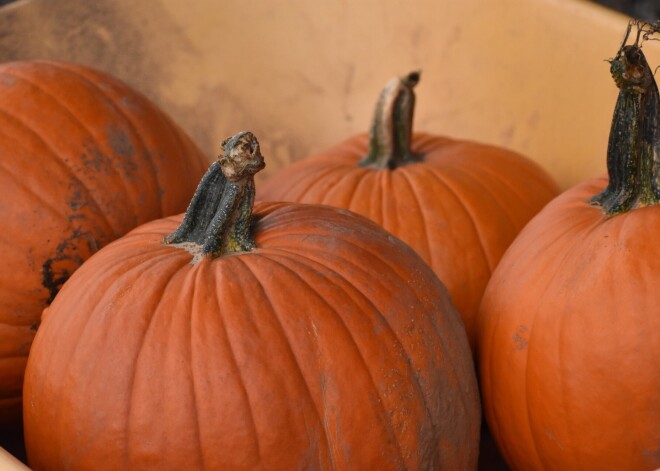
[590,24,660,215]
[360,71,422,169]
[163,131,265,259]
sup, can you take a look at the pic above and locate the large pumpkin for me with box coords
[0,60,208,427]
[258,72,559,352]
[24,132,481,470]
[477,30,660,471]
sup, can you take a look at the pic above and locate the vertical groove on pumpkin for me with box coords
[123,255,192,466]
[423,168,493,274]
[186,261,207,470]
[446,163,521,242]
[320,165,369,209]
[46,62,163,222]
[519,214,603,470]
[0,135,68,220]
[395,170,433,263]
[235,255,333,467]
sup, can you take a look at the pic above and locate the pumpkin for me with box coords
[477,26,660,471]
[0,60,208,427]
[258,71,560,352]
[23,132,481,470]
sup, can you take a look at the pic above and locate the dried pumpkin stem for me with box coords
[163,131,265,259]
[360,71,422,169]
[590,22,660,215]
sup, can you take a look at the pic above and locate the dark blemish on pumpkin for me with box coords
[81,142,113,174]
[107,124,139,180]
[67,188,87,211]
[41,228,100,304]
[513,325,528,351]
[30,323,39,332]
[642,446,660,461]
[107,124,135,158]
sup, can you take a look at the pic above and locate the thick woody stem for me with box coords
[164,131,265,259]
[590,26,660,215]
[360,71,421,169]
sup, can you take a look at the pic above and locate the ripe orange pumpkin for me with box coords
[477,29,660,470]
[24,132,481,470]
[0,60,208,427]
[258,72,559,352]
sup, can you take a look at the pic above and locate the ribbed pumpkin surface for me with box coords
[259,133,559,350]
[0,60,208,426]
[478,177,660,470]
[24,202,481,471]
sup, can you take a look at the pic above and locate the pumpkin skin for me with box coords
[0,60,208,427]
[477,177,660,470]
[259,131,559,351]
[23,201,481,471]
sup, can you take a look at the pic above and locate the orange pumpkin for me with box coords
[0,60,208,427]
[258,72,559,352]
[477,29,660,470]
[24,132,481,470]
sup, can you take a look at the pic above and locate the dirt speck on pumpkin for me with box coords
[512,325,528,351]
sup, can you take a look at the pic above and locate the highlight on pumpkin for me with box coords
[590,19,660,215]
[164,131,265,260]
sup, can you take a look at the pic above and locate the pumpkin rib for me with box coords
[123,256,194,466]
[489,213,602,469]
[322,166,367,210]
[553,215,612,471]
[395,169,433,262]
[270,244,477,443]
[0,101,120,237]
[232,255,332,466]
[446,164,519,248]
[267,238,477,435]
[341,167,370,213]
[0,108,118,238]
[260,255,405,465]
[423,167,492,273]
[70,59,211,215]
[0,136,66,222]
[380,170,399,236]
[256,252,408,467]
[52,62,172,216]
[378,170,392,232]
[0,68,146,227]
[32,63,162,220]
[187,261,207,470]
[268,245,435,412]
[465,158,540,219]
[282,163,346,203]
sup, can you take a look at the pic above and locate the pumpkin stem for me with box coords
[590,21,660,215]
[163,131,265,260]
[360,71,422,169]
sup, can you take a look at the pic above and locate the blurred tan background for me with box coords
[1,0,659,188]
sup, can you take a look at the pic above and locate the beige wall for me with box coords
[2,0,659,188]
